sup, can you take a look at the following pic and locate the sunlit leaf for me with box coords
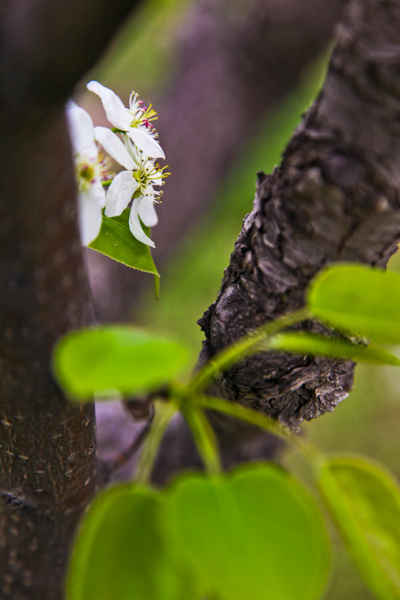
[308,264,400,343]
[318,455,400,600]
[52,326,189,400]
[269,333,400,366]
[90,209,160,297]
[166,464,330,600]
[67,485,200,600]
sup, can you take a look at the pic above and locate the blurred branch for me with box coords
[157,0,345,258]
[0,0,141,108]
[0,0,142,597]
[99,408,154,484]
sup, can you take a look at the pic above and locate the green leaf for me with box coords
[52,326,189,400]
[89,209,160,297]
[318,455,400,600]
[269,333,400,366]
[308,264,400,343]
[166,464,330,600]
[67,485,200,600]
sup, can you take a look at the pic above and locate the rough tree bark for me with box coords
[153,0,400,483]
[0,0,141,597]
[88,0,345,321]
[200,0,400,426]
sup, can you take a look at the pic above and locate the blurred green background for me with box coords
[84,1,400,598]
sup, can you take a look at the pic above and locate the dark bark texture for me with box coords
[0,0,141,597]
[0,109,97,600]
[199,0,400,429]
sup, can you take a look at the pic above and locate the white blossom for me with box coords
[86,81,165,160]
[66,102,107,246]
[94,131,169,248]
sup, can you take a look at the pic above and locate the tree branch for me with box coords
[199,0,400,429]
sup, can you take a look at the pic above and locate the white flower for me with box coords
[94,131,169,248]
[66,102,107,246]
[86,81,165,160]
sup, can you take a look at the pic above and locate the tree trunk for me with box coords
[0,108,97,599]
[0,0,141,596]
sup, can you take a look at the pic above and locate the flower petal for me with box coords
[91,176,106,209]
[138,198,158,227]
[78,191,103,246]
[127,128,165,159]
[94,127,135,171]
[105,171,138,217]
[129,197,155,248]
[87,81,132,131]
[66,104,96,157]
[66,100,78,110]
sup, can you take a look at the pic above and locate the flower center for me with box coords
[79,163,95,182]
[132,168,148,188]
[129,93,158,130]
[75,156,99,193]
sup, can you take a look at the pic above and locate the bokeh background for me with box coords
[74,1,400,597]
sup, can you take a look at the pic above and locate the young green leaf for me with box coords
[166,463,331,600]
[89,209,160,297]
[52,326,189,401]
[67,485,200,600]
[269,333,400,366]
[318,455,400,600]
[308,264,400,343]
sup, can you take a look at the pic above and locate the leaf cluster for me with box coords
[53,263,400,599]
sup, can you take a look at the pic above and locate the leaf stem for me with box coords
[179,399,222,475]
[195,395,324,467]
[135,400,177,484]
[136,307,316,482]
